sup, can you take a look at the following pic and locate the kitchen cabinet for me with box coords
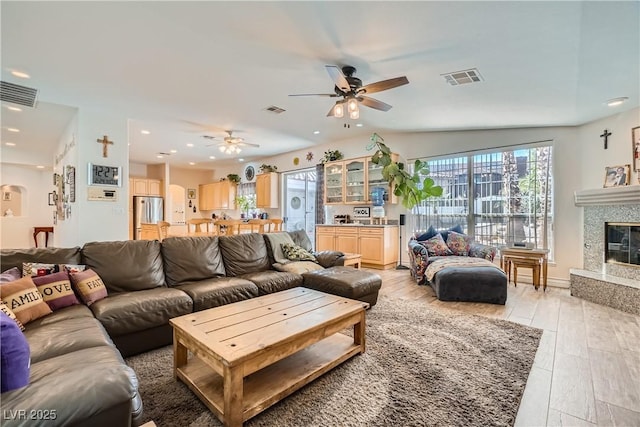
[199,181,236,211]
[256,173,279,208]
[323,155,397,205]
[131,178,162,196]
[315,225,398,269]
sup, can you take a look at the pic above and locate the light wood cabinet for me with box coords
[256,173,279,208]
[131,178,162,196]
[315,225,399,269]
[199,181,237,211]
[323,155,398,205]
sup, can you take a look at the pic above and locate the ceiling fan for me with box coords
[289,65,409,118]
[204,130,259,154]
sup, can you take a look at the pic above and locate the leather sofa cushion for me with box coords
[241,270,303,295]
[1,346,140,427]
[25,316,114,364]
[288,230,314,252]
[219,233,271,276]
[176,277,258,311]
[90,288,192,336]
[81,240,165,293]
[161,236,226,286]
[25,304,94,328]
[0,247,82,273]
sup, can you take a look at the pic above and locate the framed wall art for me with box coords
[632,126,640,172]
[603,164,630,188]
[187,188,196,199]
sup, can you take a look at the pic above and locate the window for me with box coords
[413,143,554,258]
[237,182,256,215]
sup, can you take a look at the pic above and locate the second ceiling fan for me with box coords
[289,65,409,118]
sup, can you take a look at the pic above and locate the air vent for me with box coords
[264,105,286,114]
[0,81,38,107]
[441,68,483,86]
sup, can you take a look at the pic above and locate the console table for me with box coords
[33,226,54,247]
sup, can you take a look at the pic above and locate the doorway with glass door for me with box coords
[283,168,317,248]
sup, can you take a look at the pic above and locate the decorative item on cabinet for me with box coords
[259,164,278,173]
[321,149,343,164]
[226,174,241,184]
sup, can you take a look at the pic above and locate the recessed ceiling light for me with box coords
[189,162,195,166]
[170,149,177,153]
[141,130,151,135]
[313,130,320,135]
[186,143,194,147]
[5,142,16,146]
[356,123,363,127]
[6,106,22,112]
[7,127,20,133]
[10,70,30,79]
[36,165,45,169]
[157,155,164,159]
[606,97,628,107]
[238,158,245,162]
[209,156,216,160]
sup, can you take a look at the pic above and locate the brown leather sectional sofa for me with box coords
[0,231,381,427]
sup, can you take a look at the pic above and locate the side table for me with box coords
[342,253,362,269]
[499,247,549,291]
[33,226,54,248]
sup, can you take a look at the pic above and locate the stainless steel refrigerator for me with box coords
[133,196,164,240]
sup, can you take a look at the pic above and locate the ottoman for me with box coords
[301,266,382,307]
[427,258,507,305]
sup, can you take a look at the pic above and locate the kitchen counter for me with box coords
[316,224,399,269]
[319,223,398,227]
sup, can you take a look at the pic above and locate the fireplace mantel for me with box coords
[574,185,640,206]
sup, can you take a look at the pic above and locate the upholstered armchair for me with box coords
[408,226,497,285]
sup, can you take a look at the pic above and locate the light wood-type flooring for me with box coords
[374,268,640,427]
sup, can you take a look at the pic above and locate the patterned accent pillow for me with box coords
[0,267,21,284]
[22,263,60,277]
[0,276,52,325]
[446,231,472,256]
[0,301,25,331]
[273,261,324,274]
[281,243,318,262]
[420,233,453,257]
[69,269,108,306]
[32,271,80,311]
[62,264,86,274]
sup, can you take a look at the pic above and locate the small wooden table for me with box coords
[170,288,368,427]
[342,252,362,269]
[33,226,54,247]
[500,247,549,291]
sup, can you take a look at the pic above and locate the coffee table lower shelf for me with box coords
[176,333,359,424]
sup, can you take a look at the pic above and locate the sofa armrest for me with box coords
[469,242,497,261]
[313,250,345,268]
[408,239,429,285]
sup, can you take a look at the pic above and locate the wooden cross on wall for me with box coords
[97,135,113,157]
[600,129,612,149]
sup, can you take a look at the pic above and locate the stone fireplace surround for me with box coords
[571,186,640,315]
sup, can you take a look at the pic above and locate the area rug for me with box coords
[126,297,542,427]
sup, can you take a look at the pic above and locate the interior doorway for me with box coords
[283,168,317,248]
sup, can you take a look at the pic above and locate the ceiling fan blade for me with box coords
[239,142,260,148]
[325,65,350,93]
[326,105,337,117]
[359,76,409,95]
[358,96,392,112]
[288,93,337,97]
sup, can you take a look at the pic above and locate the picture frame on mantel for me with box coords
[603,164,630,188]
[632,126,640,172]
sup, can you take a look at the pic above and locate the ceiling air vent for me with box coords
[264,105,286,114]
[0,81,38,107]
[441,68,483,86]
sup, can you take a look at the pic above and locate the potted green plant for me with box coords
[259,164,278,173]
[367,133,443,210]
[226,173,241,184]
[235,195,255,218]
[321,149,344,164]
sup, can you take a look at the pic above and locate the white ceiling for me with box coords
[1,1,638,169]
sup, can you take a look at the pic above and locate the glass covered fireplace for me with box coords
[605,222,640,267]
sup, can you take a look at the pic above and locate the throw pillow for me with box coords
[0,276,52,325]
[414,225,436,242]
[281,243,317,262]
[273,261,324,274]
[439,224,464,242]
[420,233,453,256]
[69,269,108,306]
[32,271,80,311]
[0,312,30,393]
[446,231,472,256]
[0,267,21,283]
[0,301,25,331]
[61,264,86,274]
[264,232,296,264]
[22,263,59,277]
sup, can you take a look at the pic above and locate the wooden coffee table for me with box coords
[170,287,368,427]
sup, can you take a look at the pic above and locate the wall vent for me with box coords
[441,68,483,86]
[264,105,286,114]
[0,81,38,107]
